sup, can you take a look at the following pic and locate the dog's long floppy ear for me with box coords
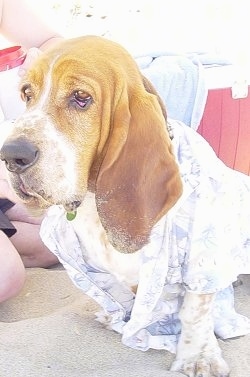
[95,77,182,253]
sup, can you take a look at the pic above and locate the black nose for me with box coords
[0,138,39,173]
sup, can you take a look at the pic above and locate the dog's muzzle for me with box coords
[0,138,39,174]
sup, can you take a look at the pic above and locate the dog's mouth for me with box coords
[16,177,52,209]
[19,180,36,198]
[13,176,82,213]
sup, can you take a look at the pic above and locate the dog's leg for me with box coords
[170,291,230,377]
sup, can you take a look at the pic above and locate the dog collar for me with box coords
[166,121,174,140]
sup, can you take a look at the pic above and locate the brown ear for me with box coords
[95,82,182,253]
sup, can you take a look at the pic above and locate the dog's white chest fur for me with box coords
[71,192,143,288]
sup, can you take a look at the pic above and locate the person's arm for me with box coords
[0,0,63,75]
[0,0,62,50]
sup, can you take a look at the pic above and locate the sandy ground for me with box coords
[0,268,250,377]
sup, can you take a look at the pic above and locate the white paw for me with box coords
[95,310,113,329]
[170,352,230,377]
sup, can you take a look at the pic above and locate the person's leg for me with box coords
[10,221,59,268]
[5,203,59,268]
[0,230,26,302]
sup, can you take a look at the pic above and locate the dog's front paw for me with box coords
[170,352,230,377]
[95,310,114,330]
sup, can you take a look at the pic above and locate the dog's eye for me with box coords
[21,85,32,103]
[72,90,92,109]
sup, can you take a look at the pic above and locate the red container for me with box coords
[197,83,250,176]
[0,46,26,72]
[0,46,27,121]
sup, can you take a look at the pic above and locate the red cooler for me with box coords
[197,65,250,176]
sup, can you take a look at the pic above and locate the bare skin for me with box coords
[0,0,63,302]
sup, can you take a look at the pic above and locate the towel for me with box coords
[137,55,208,130]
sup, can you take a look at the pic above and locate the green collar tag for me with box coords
[66,211,77,221]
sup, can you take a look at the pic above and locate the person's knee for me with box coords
[21,248,58,268]
[0,248,26,303]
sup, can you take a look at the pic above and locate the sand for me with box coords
[0,268,250,377]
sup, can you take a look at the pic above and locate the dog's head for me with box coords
[0,36,182,252]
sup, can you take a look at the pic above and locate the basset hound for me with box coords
[1,35,250,377]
